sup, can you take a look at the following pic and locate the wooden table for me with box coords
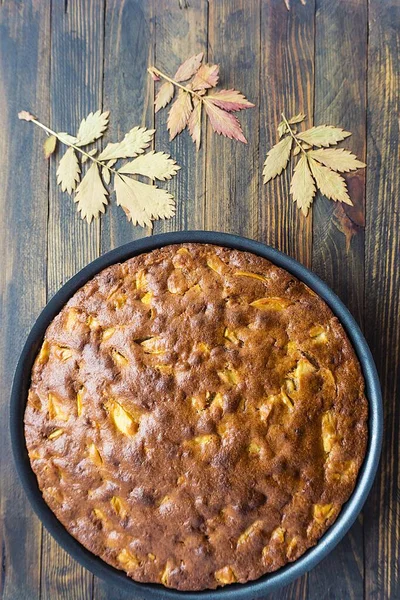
[1,1,399,598]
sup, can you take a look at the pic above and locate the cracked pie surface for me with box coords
[25,244,368,590]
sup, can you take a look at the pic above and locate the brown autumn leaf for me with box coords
[174,52,203,82]
[149,53,254,149]
[192,64,219,90]
[155,81,175,113]
[167,90,193,140]
[206,89,255,112]
[204,99,247,143]
[188,98,202,150]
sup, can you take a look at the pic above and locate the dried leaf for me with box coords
[290,154,316,216]
[288,112,306,125]
[56,147,81,193]
[297,125,351,148]
[192,64,219,90]
[102,166,111,185]
[263,136,293,183]
[115,174,175,227]
[188,98,202,150]
[204,99,247,143]
[278,122,288,138]
[119,151,180,180]
[57,132,78,145]
[74,163,108,223]
[81,148,98,164]
[18,110,36,121]
[98,127,155,161]
[155,81,175,113]
[308,148,366,173]
[167,90,192,140]
[174,52,203,82]
[206,89,255,112]
[150,70,160,81]
[309,157,352,205]
[43,135,57,158]
[75,110,109,146]
[293,146,301,156]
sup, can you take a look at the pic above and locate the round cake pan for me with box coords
[10,231,383,599]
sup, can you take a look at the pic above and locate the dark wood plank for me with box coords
[259,0,315,269]
[205,0,260,240]
[94,3,154,597]
[308,1,368,598]
[100,0,154,254]
[153,0,208,234]
[42,1,105,598]
[364,1,400,598]
[259,1,315,596]
[0,2,51,599]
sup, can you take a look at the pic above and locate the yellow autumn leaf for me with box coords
[75,110,109,146]
[167,90,193,141]
[308,148,366,173]
[278,112,306,138]
[57,132,78,145]
[154,81,175,113]
[81,148,98,164]
[56,147,80,193]
[43,135,57,159]
[74,163,109,223]
[309,157,352,205]
[98,127,155,161]
[114,174,175,228]
[297,125,351,148]
[263,136,293,183]
[118,151,180,181]
[290,154,316,216]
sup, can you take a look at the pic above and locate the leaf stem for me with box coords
[148,66,203,101]
[281,113,306,155]
[28,117,121,176]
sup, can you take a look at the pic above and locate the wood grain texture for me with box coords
[0,2,50,598]
[153,0,208,233]
[94,3,154,597]
[204,0,260,240]
[0,0,399,598]
[100,0,154,254]
[364,1,400,599]
[42,1,105,598]
[259,0,315,268]
[260,1,315,597]
[308,1,367,598]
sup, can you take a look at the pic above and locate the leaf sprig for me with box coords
[263,113,366,216]
[18,110,180,227]
[148,52,254,149]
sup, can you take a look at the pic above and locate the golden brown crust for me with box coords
[24,244,368,590]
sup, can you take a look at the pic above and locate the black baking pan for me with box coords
[10,231,383,599]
